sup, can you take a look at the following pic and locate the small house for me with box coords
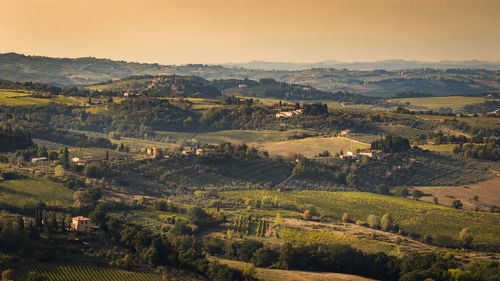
[71,216,92,232]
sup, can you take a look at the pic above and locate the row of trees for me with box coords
[203,236,500,281]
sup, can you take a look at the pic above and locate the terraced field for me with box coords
[220,190,500,246]
[29,264,162,281]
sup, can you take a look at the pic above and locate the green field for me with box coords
[29,264,162,281]
[393,96,500,111]
[0,174,74,208]
[259,136,370,157]
[0,89,78,105]
[220,190,500,246]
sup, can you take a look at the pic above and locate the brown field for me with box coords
[216,258,374,281]
[259,137,370,158]
[415,177,500,211]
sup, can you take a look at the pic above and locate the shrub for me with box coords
[451,199,463,209]
[342,212,352,223]
[380,213,394,232]
[367,214,380,229]
[251,248,278,268]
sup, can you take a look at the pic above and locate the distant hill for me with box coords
[223,59,500,71]
[1,53,500,97]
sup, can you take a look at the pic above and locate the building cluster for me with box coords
[339,150,384,160]
[71,156,93,166]
[181,148,215,157]
[275,108,304,118]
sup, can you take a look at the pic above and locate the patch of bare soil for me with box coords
[415,177,500,211]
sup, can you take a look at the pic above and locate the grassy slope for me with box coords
[0,174,74,208]
[217,258,374,281]
[220,190,500,246]
[259,137,370,158]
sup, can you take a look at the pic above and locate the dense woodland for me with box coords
[0,127,33,152]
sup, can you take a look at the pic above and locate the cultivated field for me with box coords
[0,89,78,105]
[259,136,370,157]
[415,177,500,212]
[29,264,163,281]
[220,190,500,246]
[393,96,499,111]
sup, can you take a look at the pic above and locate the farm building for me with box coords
[71,156,93,166]
[358,150,384,159]
[182,150,194,157]
[31,157,48,163]
[340,151,358,160]
[145,147,162,157]
[71,216,92,232]
[340,129,351,136]
[195,148,215,156]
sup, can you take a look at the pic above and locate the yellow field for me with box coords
[394,96,499,111]
[259,136,370,157]
[0,89,78,106]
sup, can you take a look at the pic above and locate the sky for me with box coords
[1,0,500,64]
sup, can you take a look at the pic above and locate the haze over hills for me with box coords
[222,59,500,71]
[1,52,500,97]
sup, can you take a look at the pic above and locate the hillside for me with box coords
[2,53,500,97]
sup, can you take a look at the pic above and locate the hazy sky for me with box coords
[1,0,499,64]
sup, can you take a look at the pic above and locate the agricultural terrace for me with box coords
[220,190,500,246]
[0,89,78,105]
[259,137,370,158]
[28,264,163,281]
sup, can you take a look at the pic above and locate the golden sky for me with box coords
[1,0,499,64]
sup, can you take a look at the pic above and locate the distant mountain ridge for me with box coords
[222,59,500,71]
